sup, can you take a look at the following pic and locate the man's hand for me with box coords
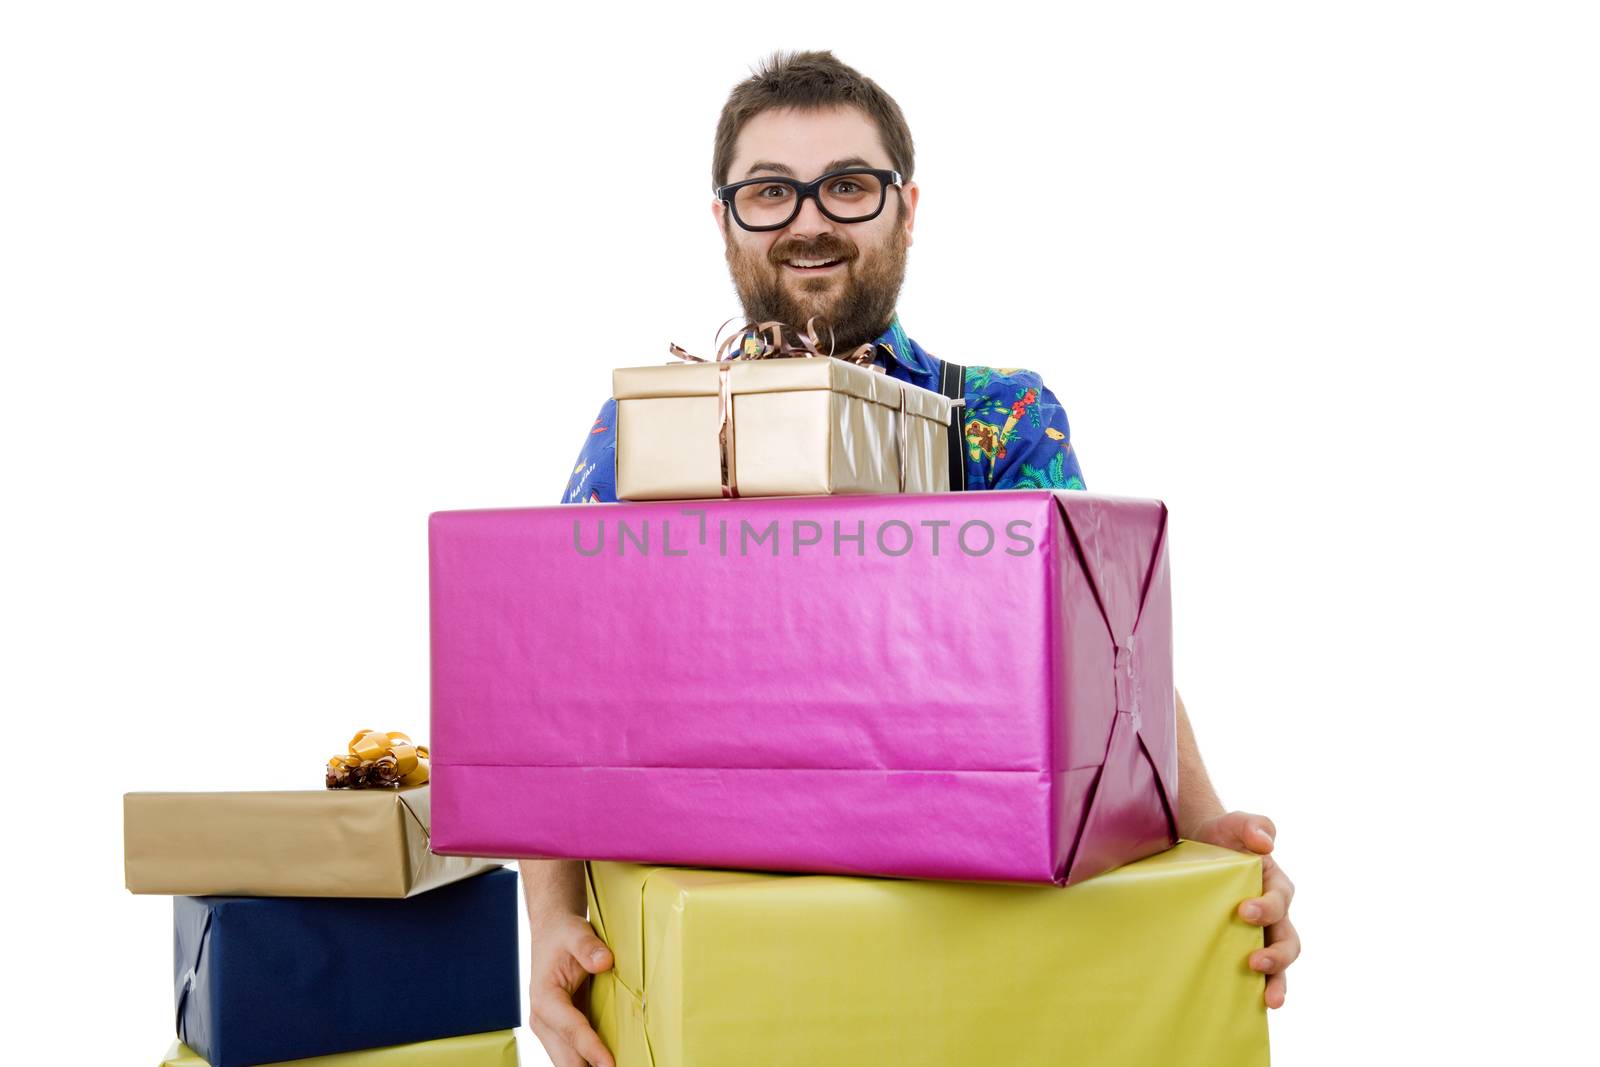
[527,910,616,1067]
[1189,810,1300,1009]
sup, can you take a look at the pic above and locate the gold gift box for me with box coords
[612,356,958,500]
[585,841,1269,1067]
[159,1030,518,1066]
[124,785,501,898]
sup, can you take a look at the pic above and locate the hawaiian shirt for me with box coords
[562,313,1085,502]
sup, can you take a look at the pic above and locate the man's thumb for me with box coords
[572,929,614,974]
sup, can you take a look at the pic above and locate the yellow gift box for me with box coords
[612,355,958,500]
[584,841,1269,1067]
[159,1030,518,1066]
[124,785,501,898]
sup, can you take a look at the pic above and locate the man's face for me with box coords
[714,105,920,352]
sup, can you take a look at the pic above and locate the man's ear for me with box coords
[901,181,920,248]
[711,198,726,231]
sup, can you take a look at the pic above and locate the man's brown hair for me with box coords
[711,50,915,191]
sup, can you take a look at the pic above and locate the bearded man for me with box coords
[529,51,1299,1067]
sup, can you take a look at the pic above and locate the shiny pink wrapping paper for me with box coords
[429,491,1177,885]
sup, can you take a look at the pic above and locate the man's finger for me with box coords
[546,992,616,1067]
[1262,858,1295,907]
[1239,861,1294,926]
[1265,969,1287,1009]
[1268,917,1303,968]
[544,1041,589,1067]
[1205,810,1274,853]
[1237,888,1288,927]
[1249,917,1301,975]
[528,1017,588,1067]
[1238,812,1276,853]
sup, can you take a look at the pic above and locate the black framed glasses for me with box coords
[716,167,904,232]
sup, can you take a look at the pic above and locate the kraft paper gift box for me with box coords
[173,868,520,1067]
[158,1031,518,1067]
[583,841,1269,1067]
[611,355,958,500]
[124,785,500,898]
[430,490,1177,885]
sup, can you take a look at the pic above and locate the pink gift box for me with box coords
[429,491,1177,885]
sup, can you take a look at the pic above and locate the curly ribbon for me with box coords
[326,729,430,789]
[666,318,897,498]
[668,316,883,368]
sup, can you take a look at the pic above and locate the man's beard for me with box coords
[724,207,909,353]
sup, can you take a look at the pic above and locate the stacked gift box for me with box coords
[124,739,521,1067]
[426,331,1273,1065]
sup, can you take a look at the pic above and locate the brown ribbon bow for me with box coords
[326,729,430,789]
[667,318,892,498]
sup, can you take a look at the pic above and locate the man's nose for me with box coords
[784,192,836,240]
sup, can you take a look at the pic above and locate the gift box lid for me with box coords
[124,784,502,898]
[613,356,955,424]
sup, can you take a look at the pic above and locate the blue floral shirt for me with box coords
[562,313,1085,502]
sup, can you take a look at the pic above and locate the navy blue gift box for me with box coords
[173,866,519,1067]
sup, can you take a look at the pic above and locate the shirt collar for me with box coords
[870,312,937,376]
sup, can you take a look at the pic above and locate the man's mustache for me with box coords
[769,238,856,265]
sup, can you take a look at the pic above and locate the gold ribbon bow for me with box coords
[325,729,430,789]
[666,318,892,498]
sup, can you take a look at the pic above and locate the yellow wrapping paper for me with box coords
[159,1030,518,1066]
[612,356,957,500]
[124,785,501,898]
[585,841,1269,1067]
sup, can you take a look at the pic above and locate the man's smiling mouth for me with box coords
[783,257,846,273]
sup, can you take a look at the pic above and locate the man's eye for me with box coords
[757,185,792,199]
[830,180,862,194]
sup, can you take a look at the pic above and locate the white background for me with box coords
[3,2,1596,1063]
